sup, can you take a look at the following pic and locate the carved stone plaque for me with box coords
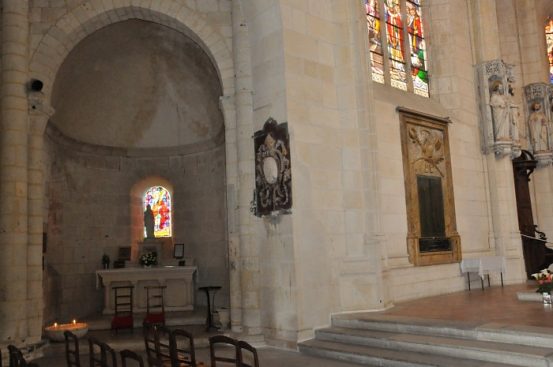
[252,118,292,217]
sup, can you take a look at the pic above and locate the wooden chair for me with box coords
[8,345,25,367]
[64,330,81,367]
[170,329,196,367]
[208,335,238,367]
[155,326,172,366]
[143,285,166,327]
[237,341,259,367]
[89,337,118,367]
[120,350,145,367]
[143,324,164,367]
[112,285,134,333]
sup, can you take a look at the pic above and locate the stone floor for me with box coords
[31,282,552,366]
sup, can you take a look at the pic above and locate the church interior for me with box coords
[1,0,553,365]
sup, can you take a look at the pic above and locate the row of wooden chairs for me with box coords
[2,345,39,367]
[65,330,148,367]
[209,335,259,367]
[143,324,196,366]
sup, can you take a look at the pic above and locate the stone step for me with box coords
[315,327,553,367]
[299,339,517,367]
[331,314,553,348]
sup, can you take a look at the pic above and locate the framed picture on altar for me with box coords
[173,243,184,259]
[118,246,131,261]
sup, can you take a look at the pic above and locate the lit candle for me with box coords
[54,322,58,328]
[73,319,76,324]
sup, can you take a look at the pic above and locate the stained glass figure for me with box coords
[407,0,428,97]
[384,0,407,90]
[143,186,172,238]
[365,0,384,83]
[546,18,553,84]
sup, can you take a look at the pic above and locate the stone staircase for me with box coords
[298,313,553,367]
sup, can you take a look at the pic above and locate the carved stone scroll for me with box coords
[252,118,292,217]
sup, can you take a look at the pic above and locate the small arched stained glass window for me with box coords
[546,18,553,84]
[144,186,172,238]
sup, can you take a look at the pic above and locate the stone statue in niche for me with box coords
[524,82,553,165]
[252,118,292,217]
[528,102,549,153]
[508,85,521,143]
[144,204,155,238]
[489,81,510,142]
[477,60,521,158]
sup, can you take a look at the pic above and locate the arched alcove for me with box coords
[44,19,229,321]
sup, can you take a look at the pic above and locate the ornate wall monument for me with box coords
[477,60,522,158]
[399,108,461,266]
[524,83,553,165]
[252,118,292,217]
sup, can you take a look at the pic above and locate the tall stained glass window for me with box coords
[144,186,172,238]
[546,18,553,84]
[365,0,384,83]
[364,0,429,97]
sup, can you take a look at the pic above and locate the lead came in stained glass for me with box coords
[365,0,384,83]
[144,186,172,238]
[547,18,553,84]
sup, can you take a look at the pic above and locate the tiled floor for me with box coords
[31,282,553,366]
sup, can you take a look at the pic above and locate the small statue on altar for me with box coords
[144,204,155,238]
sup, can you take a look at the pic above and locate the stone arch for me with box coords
[29,1,234,105]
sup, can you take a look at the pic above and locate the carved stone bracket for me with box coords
[476,60,521,158]
[251,118,292,217]
[524,83,553,166]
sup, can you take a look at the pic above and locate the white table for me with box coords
[460,256,506,290]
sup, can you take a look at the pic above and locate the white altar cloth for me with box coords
[96,266,197,315]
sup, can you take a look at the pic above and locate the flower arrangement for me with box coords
[531,268,553,294]
[140,252,157,267]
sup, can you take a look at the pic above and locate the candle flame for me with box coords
[54,322,58,327]
[73,319,76,324]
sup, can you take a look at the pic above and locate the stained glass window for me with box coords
[365,0,384,83]
[384,0,407,91]
[144,186,172,238]
[546,18,553,84]
[364,0,429,97]
[406,0,428,97]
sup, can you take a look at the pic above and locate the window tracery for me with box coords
[364,0,429,97]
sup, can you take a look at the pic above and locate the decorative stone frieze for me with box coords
[524,83,553,166]
[477,60,521,158]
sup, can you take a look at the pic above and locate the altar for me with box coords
[96,266,197,315]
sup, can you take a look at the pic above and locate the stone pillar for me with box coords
[0,0,30,341]
[27,92,54,341]
[472,1,524,278]
[230,0,259,335]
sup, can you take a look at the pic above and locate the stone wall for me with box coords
[44,135,227,320]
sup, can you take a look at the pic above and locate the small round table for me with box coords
[198,286,221,331]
